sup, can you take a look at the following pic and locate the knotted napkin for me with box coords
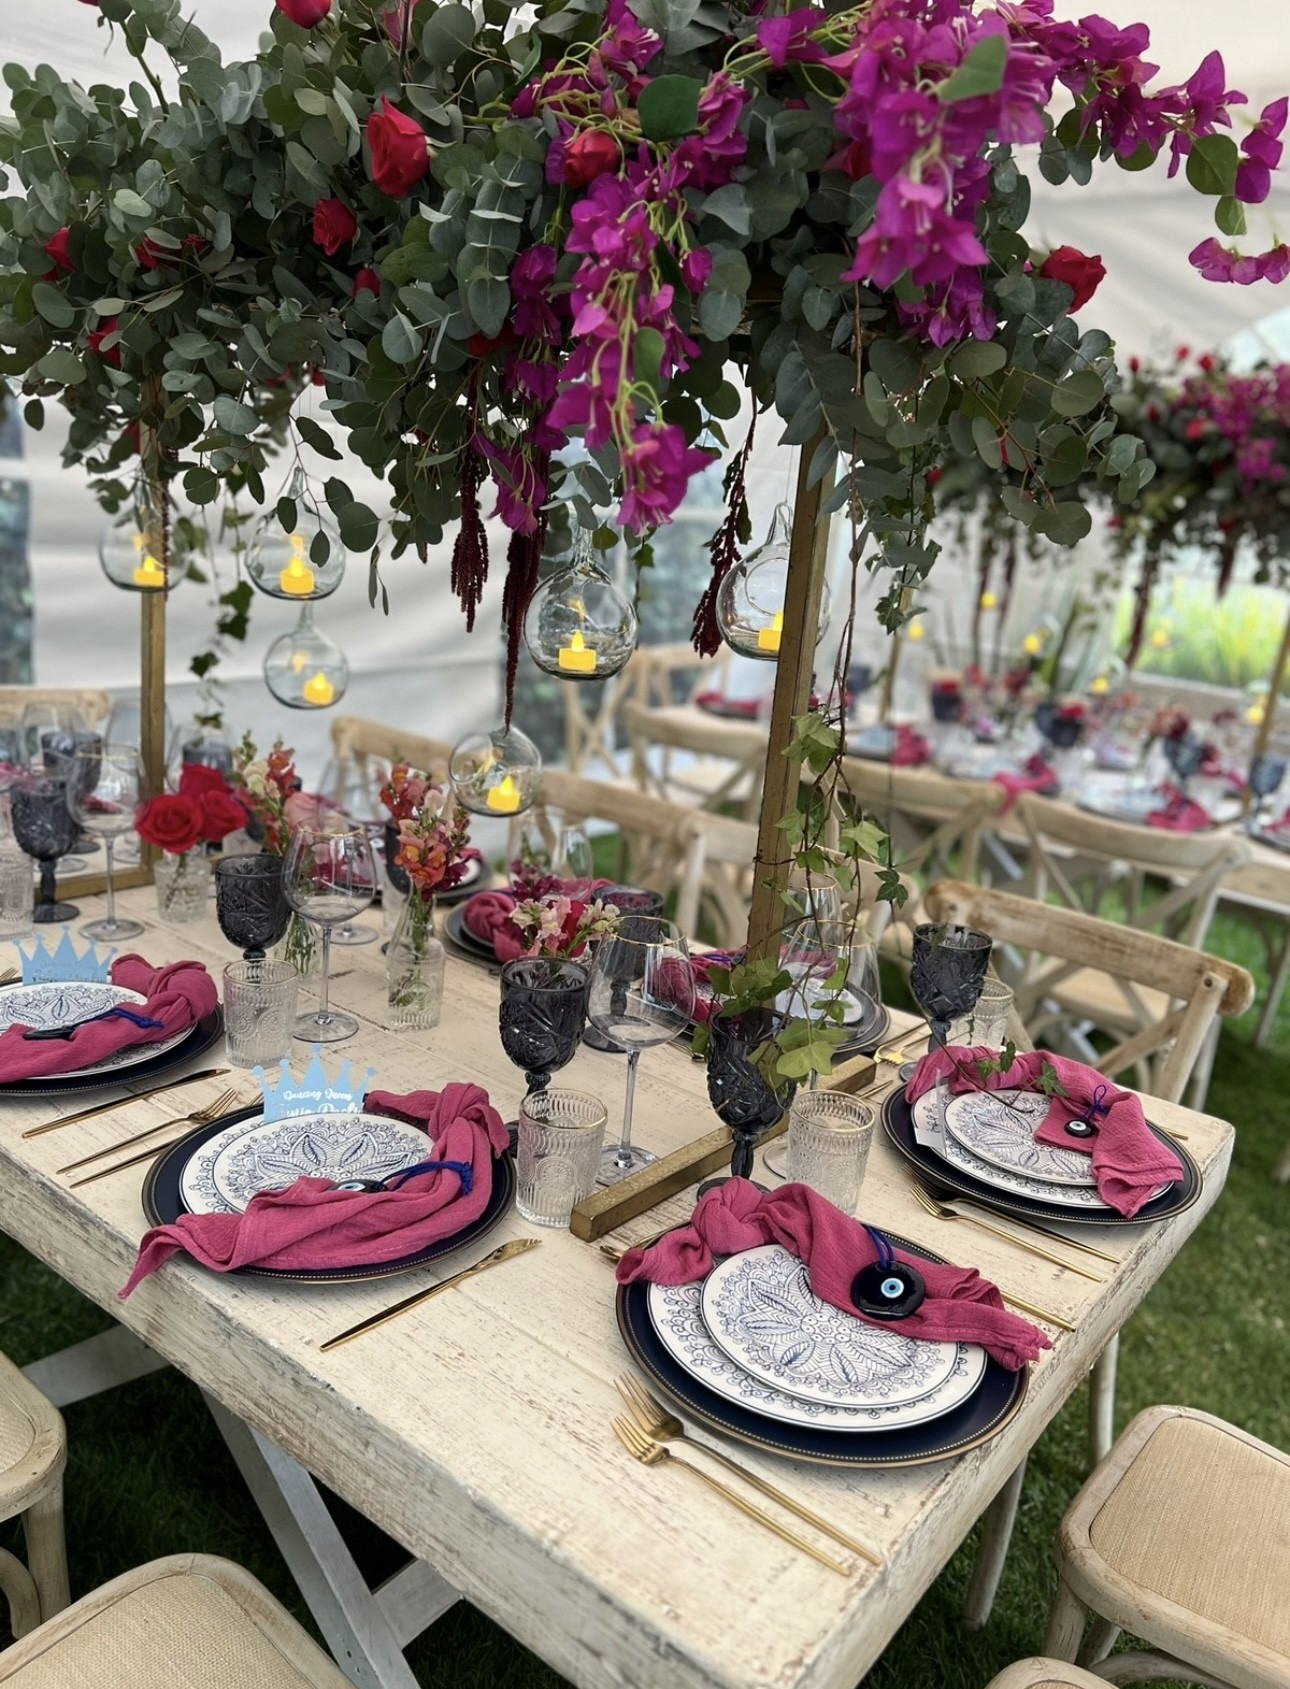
[462,890,527,961]
[0,956,217,1082]
[1147,785,1212,832]
[120,1081,510,1296]
[907,1047,1184,1219]
[993,756,1058,813]
[694,690,759,719]
[616,1178,1049,1370]
[892,725,931,767]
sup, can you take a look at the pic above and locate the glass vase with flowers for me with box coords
[231,736,317,974]
[382,767,473,1029]
[137,764,248,923]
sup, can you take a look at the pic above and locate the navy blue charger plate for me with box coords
[881,1090,1201,1228]
[0,1008,224,1099]
[143,1103,515,1284]
[616,1232,1028,1467]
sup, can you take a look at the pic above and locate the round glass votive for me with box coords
[947,976,1014,1052]
[223,959,301,1069]
[786,1091,876,1214]
[516,1088,608,1229]
[0,850,32,939]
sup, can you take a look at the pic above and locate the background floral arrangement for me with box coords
[1109,350,1290,660]
[0,0,1281,705]
[509,894,620,960]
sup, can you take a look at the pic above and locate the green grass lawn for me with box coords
[0,899,1285,1687]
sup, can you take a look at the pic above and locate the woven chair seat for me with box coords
[1050,1405,1290,1689]
[0,1555,351,1687]
[985,1661,1114,1689]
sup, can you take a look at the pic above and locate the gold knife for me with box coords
[67,1134,193,1187]
[320,1237,541,1351]
[23,1068,229,1138]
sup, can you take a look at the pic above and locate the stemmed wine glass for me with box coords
[1163,732,1205,793]
[11,774,79,923]
[215,855,292,961]
[498,958,589,1096]
[282,824,378,1043]
[67,745,146,941]
[586,915,694,1184]
[910,922,993,1049]
[1247,752,1288,833]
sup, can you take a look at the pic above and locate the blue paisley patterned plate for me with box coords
[942,1089,1097,1187]
[698,1243,977,1412]
[181,1110,430,1215]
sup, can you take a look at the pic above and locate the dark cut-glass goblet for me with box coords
[583,886,665,1052]
[1248,753,1288,831]
[498,958,588,1095]
[1163,731,1205,790]
[703,1011,797,1188]
[910,922,993,1048]
[11,775,79,923]
[214,855,292,961]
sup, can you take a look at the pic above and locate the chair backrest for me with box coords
[837,757,1008,884]
[925,879,1254,1104]
[328,716,455,814]
[1012,793,1250,953]
[631,642,732,707]
[621,698,767,810]
[557,642,732,778]
[0,686,112,731]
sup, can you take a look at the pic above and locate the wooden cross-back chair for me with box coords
[836,757,1008,889]
[1009,794,1250,1107]
[923,878,1255,1636]
[327,716,454,815]
[559,642,733,779]
[621,697,765,816]
[0,687,112,732]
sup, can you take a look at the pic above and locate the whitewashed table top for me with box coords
[0,887,1234,1689]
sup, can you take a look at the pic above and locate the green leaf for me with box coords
[183,465,220,504]
[420,4,477,66]
[698,289,741,340]
[971,414,1002,469]
[213,394,259,435]
[1185,133,1239,197]
[937,34,1007,104]
[113,188,154,219]
[296,415,343,461]
[276,497,298,532]
[381,311,424,365]
[465,277,509,339]
[1107,432,1138,475]
[633,327,665,399]
[295,88,330,116]
[1050,369,1104,418]
[1216,194,1247,238]
[337,501,380,552]
[1042,432,1087,488]
[22,399,44,430]
[637,75,703,142]
[948,341,1007,380]
[31,282,74,328]
[36,347,85,385]
[867,337,920,394]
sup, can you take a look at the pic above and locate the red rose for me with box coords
[135,234,207,270]
[275,0,332,23]
[562,130,620,188]
[42,227,73,278]
[366,98,431,198]
[178,763,228,800]
[135,794,204,856]
[87,317,121,367]
[1198,353,1217,372]
[1128,355,1141,372]
[1185,418,1208,440]
[353,267,381,298]
[197,790,250,843]
[824,138,872,180]
[312,197,357,255]
[1037,245,1106,312]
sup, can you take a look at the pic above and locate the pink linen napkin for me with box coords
[0,956,217,1083]
[907,1046,1184,1218]
[462,890,527,961]
[1147,785,1212,832]
[694,690,759,718]
[617,1178,1049,1370]
[120,1082,510,1296]
[993,756,1057,813]
[892,725,931,767]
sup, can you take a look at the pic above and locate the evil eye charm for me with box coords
[1064,1117,1097,1139]
[331,1178,387,1193]
[850,1260,927,1320]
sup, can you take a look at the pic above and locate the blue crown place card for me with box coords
[254,1046,378,1122]
[16,932,116,986]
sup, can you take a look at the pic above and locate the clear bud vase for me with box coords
[154,848,209,923]
[387,891,444,1030]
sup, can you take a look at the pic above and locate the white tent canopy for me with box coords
[1,0,1287,767]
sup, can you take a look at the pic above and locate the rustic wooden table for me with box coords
[0,888,1234,1689]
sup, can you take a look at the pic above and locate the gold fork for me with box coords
[56,1088,242,1176]
[907,1179,1104,1283]
[616,1375,881,1566]
[611,1417,852,1576]
[68,1091,245,1187]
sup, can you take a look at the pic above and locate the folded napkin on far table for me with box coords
[0,956,217,1083]
[892,725,931,767]
[907,1046,1184,1219]
[994,756,1057,812]
[694,691,759,718]
[120,1082,510,1296]
[617,1177,1049,1370]
[1146,785,1212,832]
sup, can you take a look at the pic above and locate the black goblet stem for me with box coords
[36,862,57,923]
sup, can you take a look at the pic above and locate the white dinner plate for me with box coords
[942,1089,1097,1187]
[697,1244,984,1414]
[0,980,191,1080]
[180,1110,431,1216]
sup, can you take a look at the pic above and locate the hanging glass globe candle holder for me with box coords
[98,491,176,594]
[715,501,832,662]
[246,469,346,602]
[262,605,350,710]
[523,529,638,680]
[449,726,542,817]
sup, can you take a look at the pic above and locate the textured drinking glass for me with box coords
[516,1089,608,1228]
[223,960,300,1069]
[786,1092,876,1214]
[948,977,1014,1051]
[0,850,32,939]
